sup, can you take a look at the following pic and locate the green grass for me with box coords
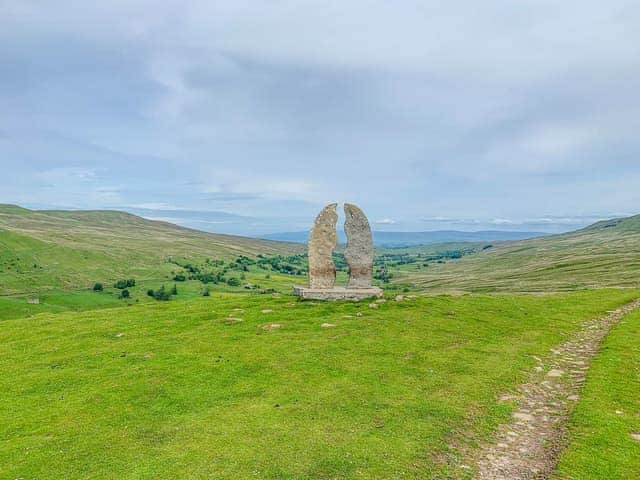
[0,205,303,295]
[553,309,640,480]
[394,215,640,292]
[1,289,638,479]
[0,290,123,321]
[4,204,640,296]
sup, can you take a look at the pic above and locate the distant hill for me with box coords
[398,214,640,292]
[261,230,547,247]
[0,204,303,294]
[3,203,639,295]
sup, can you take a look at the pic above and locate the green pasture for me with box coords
[1,289,638,479]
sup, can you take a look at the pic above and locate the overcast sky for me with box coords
[1,1,639,235]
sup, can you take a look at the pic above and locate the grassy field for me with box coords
[1,289,638,479]
[3,205,640,478]
[393,215,640,293]
[553,308,640,480]
[0,204,303,295]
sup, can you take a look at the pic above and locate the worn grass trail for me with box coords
[476,298,640,479]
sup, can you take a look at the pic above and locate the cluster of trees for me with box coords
[168,258,244,286]
[167,254,308,289]
[147,284,178,301]
[373,266,393,283]
[256,254,308,275]
[114,279,136,289]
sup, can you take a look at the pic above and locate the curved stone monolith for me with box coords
[344,203,374,288]
[308,203,338,288]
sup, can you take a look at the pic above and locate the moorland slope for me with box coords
[0,204,303,294]
[395,214,640,292]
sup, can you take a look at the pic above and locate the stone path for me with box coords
[477,298,640,480]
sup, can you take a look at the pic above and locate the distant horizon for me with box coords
[3,201,630,237]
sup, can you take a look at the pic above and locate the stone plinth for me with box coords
[293,285,382,301]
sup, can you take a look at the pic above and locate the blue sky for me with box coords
[1,1,639,235]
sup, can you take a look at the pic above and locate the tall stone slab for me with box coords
[293,202,382,301]
[308,203,338,288]
[344,203,374,288]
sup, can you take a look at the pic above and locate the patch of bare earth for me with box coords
[476,298,640,480]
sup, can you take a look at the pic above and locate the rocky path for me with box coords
[476,298,640,480]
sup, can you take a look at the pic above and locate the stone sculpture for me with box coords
[293,202,382,300]
[307,203,338,288]
[344,203,374,288]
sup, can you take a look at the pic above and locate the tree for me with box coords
[93,283,103,292]
[226,277,241,287]
[152,285,172,301]
[171,284,178,295]
[119,289,130,299]
[114,279,135,289]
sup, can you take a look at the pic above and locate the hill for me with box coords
[0,204,303,294]
[395,214,640,292]
[261,229,546,247]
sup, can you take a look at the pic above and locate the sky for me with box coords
[1,1,639,235]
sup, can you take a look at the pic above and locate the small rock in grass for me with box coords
[321,323,337,328]
[262,323,282,330]
[356,312,363,317]
[225,317,244,324]
[343,314,353,318]
[616,409,624,415]
[375,298,386,304]
[261,309,273,314]
[115,333,124,338]
[567,394,579,401]
[369,303,379,309]
[394,295,404,302]
[547,369,564,377]
[630,433,640,442]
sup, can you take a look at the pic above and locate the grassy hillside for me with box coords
[394,214,640,292]
[2,289,638,479]
[0,205,303,295]
[4,204,640,296]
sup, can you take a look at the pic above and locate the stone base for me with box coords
[292,285,383,301]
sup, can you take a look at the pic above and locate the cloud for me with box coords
[2,1,640,233]
[375,218,396,225]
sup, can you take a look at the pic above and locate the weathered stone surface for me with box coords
[294,202,382,300]
[308,203,338,288]
[292,285,382,301]
[344,203,374,288]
